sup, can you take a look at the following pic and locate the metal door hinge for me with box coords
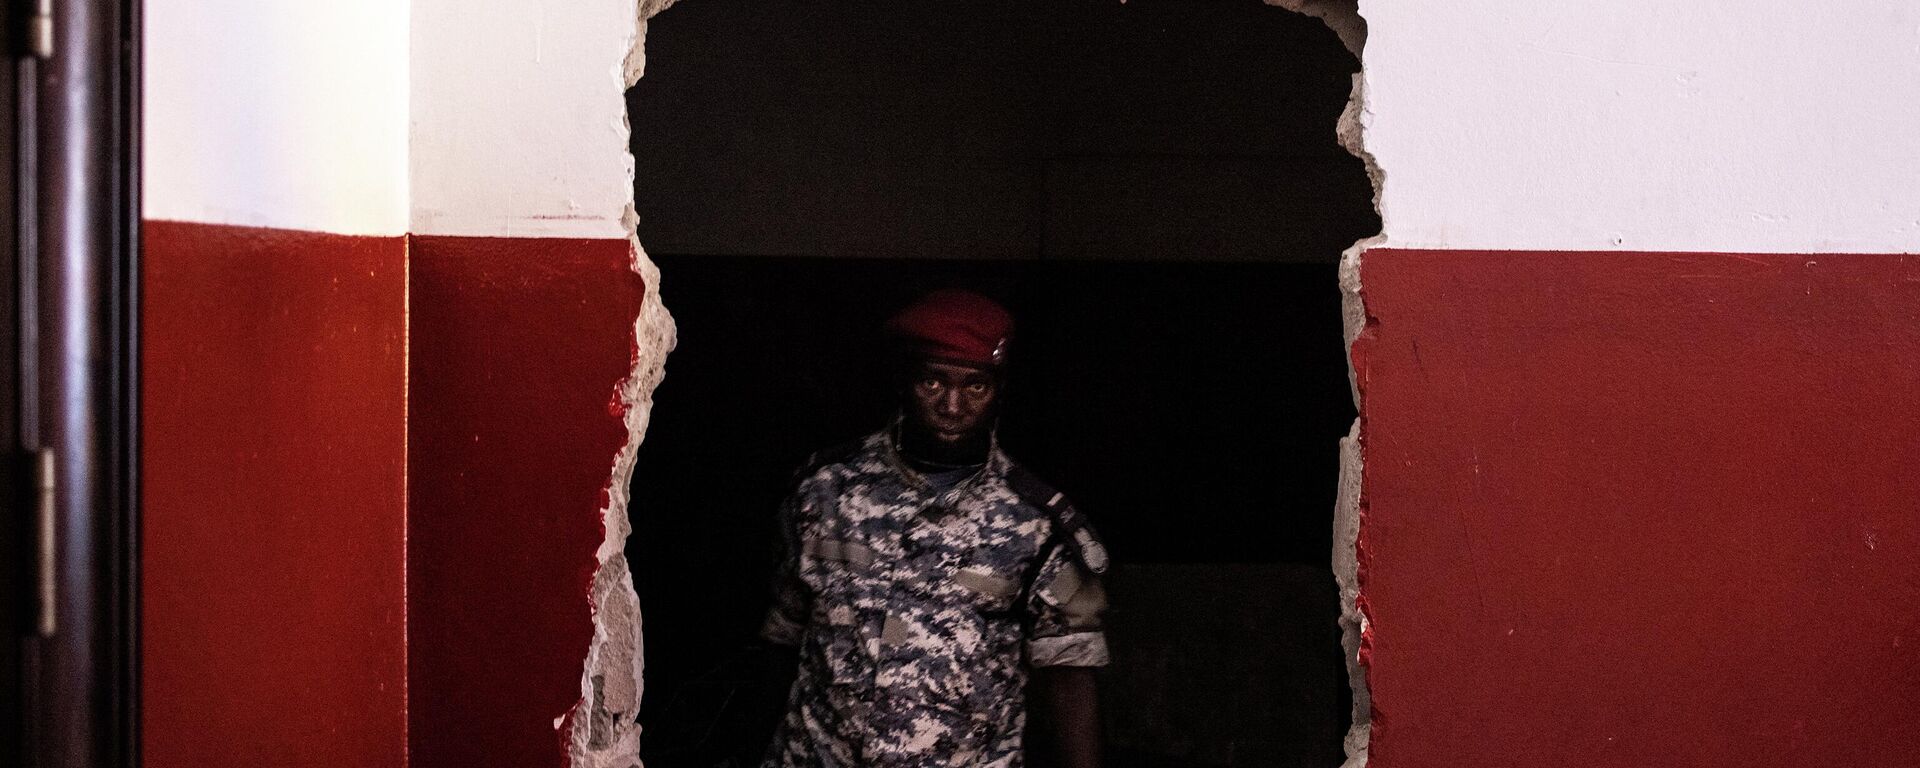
[28,0,54,58]
[36,447,56,636]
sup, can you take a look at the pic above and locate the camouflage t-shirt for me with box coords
[760,428,1110,768]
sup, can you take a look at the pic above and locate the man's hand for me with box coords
[1032,665,1100,768]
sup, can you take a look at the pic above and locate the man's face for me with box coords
[906,359,1000,443]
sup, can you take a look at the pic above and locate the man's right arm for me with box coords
[760,487,811,647]
[749,486,810,718]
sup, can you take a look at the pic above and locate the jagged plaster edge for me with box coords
[564,1,683,765]
[566,2,1382,764]
[1260,1,1384,766]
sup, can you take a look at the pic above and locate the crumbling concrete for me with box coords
[565,1,682,766]
[1265,1,1383,766]
[1264,0,1365,58]
[562,237,676,768]
[624,0,683,84]
[1333,232,1380,768]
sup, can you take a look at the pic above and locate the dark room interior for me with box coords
[624,0,1377,765]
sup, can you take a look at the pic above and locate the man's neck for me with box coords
[897,421,990,472]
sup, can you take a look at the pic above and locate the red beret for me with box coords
[884,289,1013,368]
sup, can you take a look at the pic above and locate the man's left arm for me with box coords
[1033,665,1100,768]
[1027,547,1110,768]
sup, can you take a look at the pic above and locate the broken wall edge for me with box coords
[565,0,683,764]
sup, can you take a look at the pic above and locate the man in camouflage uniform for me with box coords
[760,289,1108,768]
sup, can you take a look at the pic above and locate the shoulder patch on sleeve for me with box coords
[1007,465,1109,575]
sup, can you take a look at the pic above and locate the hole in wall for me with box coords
[623,0,1376,765]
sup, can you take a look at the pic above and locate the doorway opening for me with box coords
[625,1,1376,765]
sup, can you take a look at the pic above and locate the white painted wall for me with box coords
[1361,0,1920,253]
[150,0,1919,251]
[143,0,410,235]
[408,0,638,239]
[145,0,637,239]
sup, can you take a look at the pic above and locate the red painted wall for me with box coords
[145,226,641,767]
[1354,250,1920,767]
[406,236,643,768]
[143,221,409,768]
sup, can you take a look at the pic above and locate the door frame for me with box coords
[7,0,141,764]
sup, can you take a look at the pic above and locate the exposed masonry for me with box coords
[564,225,674,768]
[567,1,684,766]
[1265,2,1384,767]
[568,1,1382,765]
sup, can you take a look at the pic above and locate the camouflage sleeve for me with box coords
[1025,540,1110,668]
[759,487,811,646]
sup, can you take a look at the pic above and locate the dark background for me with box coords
[624,0,1375,765]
